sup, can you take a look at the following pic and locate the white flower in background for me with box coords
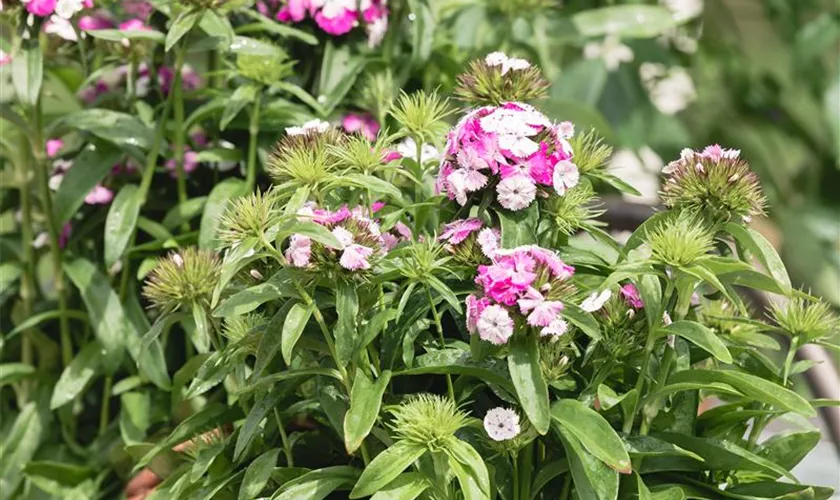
[485,51,531,75]
[285,119,330,136]
[660,0,703,22]
[640,63,697,115]
[44,15,77,41]
[55,0,84,18]
[608,147,663,205]
[396,137,440,164]
[583,35,633,71]
[33,232,49,249]
[581,289,612,312]
[366,16,387,48]
[483,407,521,441]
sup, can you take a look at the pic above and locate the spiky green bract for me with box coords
[217,188,282,245]
[236,47,294,85]
[769,297,840,343]
[388,394,470,451]
[593,295,647,360]
[392,238,455,282]
[569,129,613,174]
[266,127,346,192]
[223,312,265,356]
[454,58,548,106]
[647,212,715,267]
[540,336,575,383]
[388,90,454,145]
[327,134,392,174]
[143,247,221,313]
[356,70,397,125]
[542,180,601,236]
[661,152,766,224]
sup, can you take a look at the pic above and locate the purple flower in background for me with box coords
[342,113,380,141]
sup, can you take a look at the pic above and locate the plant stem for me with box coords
[559,473,572,500]
[748,337,799,448]
[171,43,189,229]
[72,25,89,77]
[99,375,112,435]
[623,336,654,434]
[639,344,675,436]
[512,453,520,500]
[17,159,36,403]
[245,90,262,192]
[31,99,72,367]
[292,280,350,390]
[273,407,294,467]
[424,284,455,402]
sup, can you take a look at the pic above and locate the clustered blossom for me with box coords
[466,245,575,344]
[438,218,499,265]
[286,204,388,272]
[342,113,379,141]
[285,118,330,136]
[273,0,389,47]
[483,407,521,441]
[24,0,92,18]
[436,102,579,211]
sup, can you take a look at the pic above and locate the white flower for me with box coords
[331,226,354,248]
[581,289,612,312]
[44,15,77,41]
[583,35,633,71]
[54,0,84,19]
[484,51,531,75]
[483,407,521,441]
[477,228,499,258]
[396,137,439,164]
[476,305,514,345]
[496,175,536,211]
[552,160,580,196]
[660,0,703,21]
[367,16,387,48]
[286,118,330,136]
[48,173,64,191]
[33,232,49,249]
[172,253,184,267]
[640,63,696,115]
[498,134,540,158]
[662,311,673,326]
[541,317,568,337]
[556,121,575,139]
[608,147,662,205]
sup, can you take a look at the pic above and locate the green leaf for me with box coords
[163,196,207,229]
[394,349,515,395]
[198,9,234,47]
[165,8,203,51]
[0,403,45,500]
[530,459,569,500]
[725,222,791,288]
[104,185,141,268]
[756,430,821,474]
[571,5,686,38]
[659,321,732,364]
[229,35,285,56]
[234,389,284,461]
[343,173,404,201]
[498,204,539,247]
[11,39,42,107]
[58,109,154,150]
[185,351,228,399]
[406,0,435,67]
[275,467,359,500]
[426,276,463,314]
[344,369,391,454]
[369,473,429,500]
[239,368,343,396]
[622,435,703,461]
[50,341,103,409]
[350,441,427,499]
[85,29,164,43]
[281,302,314,365]
[317,41,366,114]
[637,274,662,333]
[23,461,92,488]
[137,403,228,470]
[623,211,672,254]
[237,10,318,45]
[664,370,815,417]
[199,178,245,249]
[444,438,491,500]
[728,482,833,500]
[561,302,602,340]
[239,449,280,500]
[251,300,295,378]
[509,334,550,434]
[557,426,618,500]
[4,309,89,341]
[279,221,342,248]
[550,399,631,473]
[221,84,259,130]
[653,432,797,481]
[595,173,642,196]
[53,142,123,224]
[335,281,359,366]
[0,363,36,387]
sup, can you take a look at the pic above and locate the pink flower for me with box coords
[314,0,359,36]
[82,0,94,7]
[476,305,514,345]
[331,225,354,247]
[342,113,380,141]
[439,218,483,245]
[286,234,312,267]
[340,244,373,270]
[276,0,308,22]
[46,139,64,158]
[541,317,568,337]
[382,149,402,162]
[552,160,580,196]
[620,283,643,309]
[370,201,385,212]
[700,144,740,162]
[466,294,490,333]
[26,0,57,17]
[119,18,150,30]
[529,246,574,279]
[84,185,114,205]
[0,50,11,66]
[477,228,500,257]
[78,13,114,30]
[165,150,199,176]
[496,175,536,211]
[122,0,153,18]
[393,221,412,240]
[517,287,563,327]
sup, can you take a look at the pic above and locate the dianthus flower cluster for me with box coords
[436,102,579,211]
[274,0,388,47]
[438,218,499,265]
[466,245,575,345]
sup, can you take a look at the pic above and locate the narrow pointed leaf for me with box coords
[508,334,550,434]
[344,369,392,454]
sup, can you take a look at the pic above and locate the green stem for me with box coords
[31,99,72,367]
[512,453,520,500]
[245,90,262,191]
[17,159,36,404]
[171,43,189,229]
[424,284,455,402]
[99,375,112,435]
[623,336,655,434]
[559,473,572,500]
[639,344,675,436]
[292,280,350,390]
[748,337,799,448]
[73,25,89,77]
[273,407,295,467]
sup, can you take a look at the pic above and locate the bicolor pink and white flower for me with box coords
[484,407,521,441]
[620,283,643,309]
[436,102,577,210]
[439,218,483,246]
[286,234,312,267]
[476,305,514,345]
[84,184,114,205]
[276,0,389,39]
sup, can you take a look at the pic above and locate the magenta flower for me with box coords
[439,218,483,246]
[119,18,150,30]
[122,0,153,18]
[78,12,114,30]
[84,185,114,205]
[342,113,380,141]
[46,139,64,158]
[58,223,72,249]
[620,283,644,309]
[26,0,57,17]
[314,5,358,36]
[276,0,308,22]
[0,50,11,66]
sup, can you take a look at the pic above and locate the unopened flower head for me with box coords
[483,407,521,441]
[661,145,765,223]
[236,47,294,85]
[143,247,221,312]
[438,218,497,266]
[454,52,548,106]
[436,102,578,211]
[389,90,453,145]
[541,179,599,236]
[222,312,266,354]
[620,283,644,309]
[646,211,714,267]
[217,188,283,246]
[540,335,574,382]
[769,297,840,344]
[267,125,345,191]
[388,394,470,451]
